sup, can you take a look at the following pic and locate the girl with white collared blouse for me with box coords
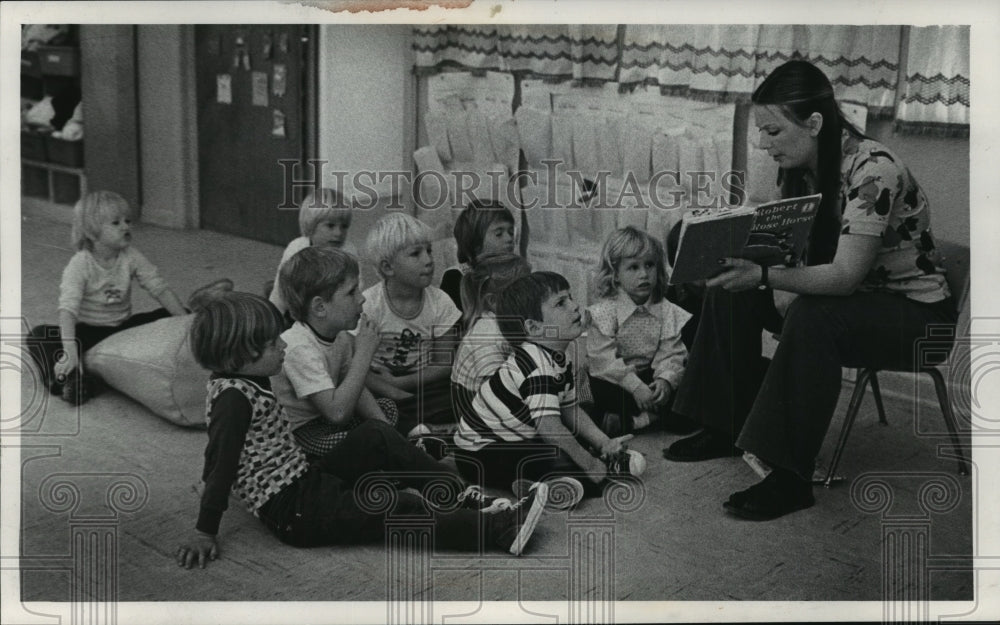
[586,227,694,435]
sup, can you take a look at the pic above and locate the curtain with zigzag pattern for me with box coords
[618,25,901,116]
[413,25,619,80]
[895,26,969,138]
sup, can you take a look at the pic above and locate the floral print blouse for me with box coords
[838,131,950,303]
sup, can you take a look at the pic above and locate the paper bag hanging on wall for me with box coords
[466,110,494,165]
[550,114,575,170]
[514,107,551,169]
[598,114,625,178]
[487,114,520,174]
[677,134,703,205]
[412,146,454,220]
[572,115,601,176]
[651,125,682,175]
[621,116,652,184]
[446,112,475,163]
[424,111,452,162]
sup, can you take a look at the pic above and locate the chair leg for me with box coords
[868,370,888,425]
[924,367,970,476]
[819,368,873,487]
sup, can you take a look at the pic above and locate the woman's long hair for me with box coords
[752,60,866,265]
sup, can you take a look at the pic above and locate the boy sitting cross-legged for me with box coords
[362,213,462,437]
[452,272,639,509]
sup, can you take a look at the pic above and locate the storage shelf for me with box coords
[21,158,84,176]
[22,159,87,206]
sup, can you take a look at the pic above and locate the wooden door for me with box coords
[195,25,316,244]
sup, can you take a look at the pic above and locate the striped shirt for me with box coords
[454,342,576,452]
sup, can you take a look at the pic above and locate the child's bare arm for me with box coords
[307,316,380,426]
[365,371,414,400]
[375,362,451,392]
[54,309,80,379]
[536,413,607,484]
[357,388,392,423]
[154,288,188,316]
[560,405,632,461]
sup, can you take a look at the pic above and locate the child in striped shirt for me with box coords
[452,272,636,502]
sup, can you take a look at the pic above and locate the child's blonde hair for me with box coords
[189,292,285,373]
[594,226,668,303]
[459,252,531,332]
[453,199,516,265]
[365,212,434,279]
[280,246,359,322]
[71,190,131,251]
[299,187,352,239]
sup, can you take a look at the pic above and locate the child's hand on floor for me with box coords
[176,531,219,569]
[353,314,380,361]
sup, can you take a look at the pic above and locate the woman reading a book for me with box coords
[663,59,957,520]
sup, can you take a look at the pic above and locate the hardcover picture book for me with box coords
[667,193,822,285]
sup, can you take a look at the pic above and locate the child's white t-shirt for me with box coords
[451,312,511,392]
[58,247,169,326]
[268,237,359,314]
[271,321,354,430]
[361,282,461,378]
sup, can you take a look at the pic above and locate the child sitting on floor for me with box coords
[450,252,531,423]
[452,271,639,506]
[439,199,518,313]
[269,187,357,317]
[27,190,231,405]
[587,226,694,436]
[271,246,401,458]
[177,292,550,568]
[362,212,461,436]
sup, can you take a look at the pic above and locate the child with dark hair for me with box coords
[452,272,640,507]
[177,291,550,568]
[440,199,517,312]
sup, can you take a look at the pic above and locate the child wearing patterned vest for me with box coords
[175,292,549,569]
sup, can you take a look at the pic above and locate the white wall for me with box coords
[136,25,199,229]
[318,24,415,200]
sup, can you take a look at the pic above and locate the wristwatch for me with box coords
[757,264,769,290]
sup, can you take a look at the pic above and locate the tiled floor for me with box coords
[11,209,974,609]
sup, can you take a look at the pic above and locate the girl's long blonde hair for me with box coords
[594,226,668,303]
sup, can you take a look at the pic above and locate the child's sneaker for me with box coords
[632,411,654,431]
[492,482,549,556]
[512,476,584,512]
[411,435,449,461]
[605,449,647,478]
[407,423,432,439]
[457,485,512,513]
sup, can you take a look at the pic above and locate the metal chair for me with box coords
[816,240,971,487]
